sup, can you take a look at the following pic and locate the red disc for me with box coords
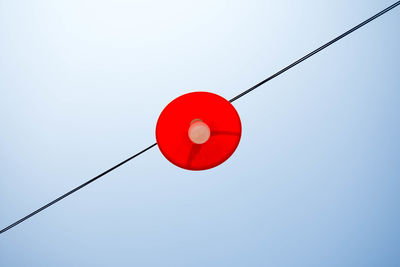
[156,91,242,170]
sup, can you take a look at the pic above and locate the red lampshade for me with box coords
[156,91,242,170]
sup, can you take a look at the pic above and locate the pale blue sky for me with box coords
[1,1,399,266]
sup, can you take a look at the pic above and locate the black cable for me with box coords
[1,1,399,236]
[0,143,157,235]
[229,1,400,103]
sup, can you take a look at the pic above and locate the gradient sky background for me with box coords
[1,0,399,266]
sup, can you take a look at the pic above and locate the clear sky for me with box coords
[1,0,399,266]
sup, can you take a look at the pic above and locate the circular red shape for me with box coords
[156,91,242,170]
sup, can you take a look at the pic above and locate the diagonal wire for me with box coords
[0,143,157,235]
[229,0,400,103]
[1,1,399,235]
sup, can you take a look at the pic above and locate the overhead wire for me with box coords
[1,1,399,235]
[229,0,400,103]
[0,143,157,234]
